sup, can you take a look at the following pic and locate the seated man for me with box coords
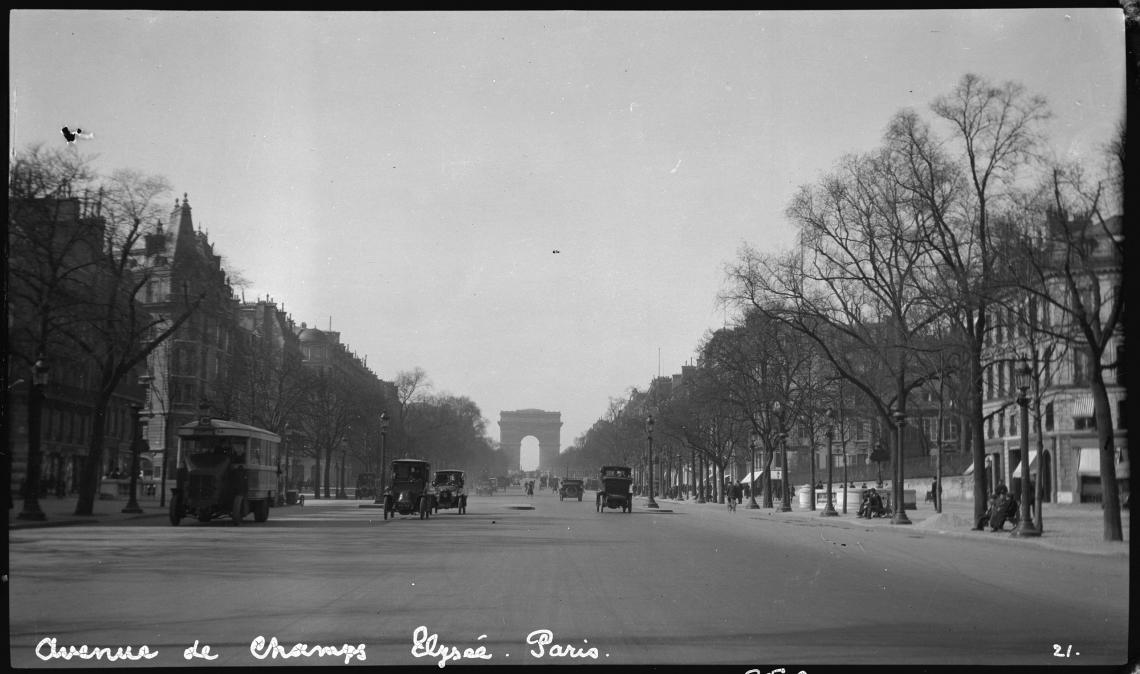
[859,488,886,518]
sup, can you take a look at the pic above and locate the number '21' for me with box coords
[1053,644,1077,658]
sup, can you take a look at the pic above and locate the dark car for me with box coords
[383,459,434,520]
[596,465,633,513]
[431,469,467,514]
[559,478,584,501]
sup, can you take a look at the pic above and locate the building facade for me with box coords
[980,214,1127,504]
[131,195,241,487]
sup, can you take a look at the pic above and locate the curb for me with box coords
[644,498,1129,558]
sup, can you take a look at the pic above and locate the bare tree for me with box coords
[886,73,1051,526]
[296,371,354,499]
[725,145,944,523]
[1006,149,1125,539]
[10,147,205,516]
[393,367,432,456]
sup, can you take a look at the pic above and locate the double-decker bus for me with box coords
[169,415,280,525]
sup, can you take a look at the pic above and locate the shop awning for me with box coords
[1011,450,1039,479]
[1078,448,1100,475]
[1078,447,1130,477]
[1071,398,1095,418]
[963,456,992,476]
[741,469,781,483]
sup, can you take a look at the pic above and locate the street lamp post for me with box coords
[1012,357,1041,537]
[773,401,791,512]
[778,430,790,511]
[808,423,817,512]
[337,444,347,499]
[892,411,911,524]
[747,431,760,509]
[374,411,390,504]
[122,402,147,514]
[645,415,659,509]
[842,444,849,514]
[822,409,838,517]
[18,356,50,521]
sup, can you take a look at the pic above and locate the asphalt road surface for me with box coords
[8,491,1129,668]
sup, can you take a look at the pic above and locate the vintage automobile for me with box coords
[596,465,633,513]
[432,469,467,514]
[169,417,279,526]
[382,458,434,520]
[559,478,584,501]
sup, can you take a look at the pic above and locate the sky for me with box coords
[9,10,1125,464]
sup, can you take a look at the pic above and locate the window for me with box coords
[1074,351,1091,386]
[1010,412,1018,437]
[998,414,1005,437]
[997,361,1005,396]
[945,417,960,442]
[1045,402,1054,431]
[986,369,994,399]
[921,417,935,441]
[987,417,994,439]
[1074,416,1097,431]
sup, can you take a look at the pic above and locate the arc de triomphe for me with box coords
[498,409,562,472]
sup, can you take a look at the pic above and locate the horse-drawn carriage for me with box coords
[559,478,584,501]
[595,465,633,513]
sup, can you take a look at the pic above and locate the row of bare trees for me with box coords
[568,74,1125,541]
[9,145,500,509]
[9,145,206,516]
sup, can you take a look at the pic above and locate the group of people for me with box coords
[976,483,1020,531]
[857,487,889,518]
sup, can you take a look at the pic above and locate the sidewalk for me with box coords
[7,493,308,530]
[638,494,1131,558]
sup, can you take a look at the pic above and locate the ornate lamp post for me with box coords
[822,409,838,517]
[1012,357,1041,537]
[121,401,149,514]
[337,443,347,499]
[892,411,911,524]
[645,415,659,509]
[278,423,290,505]
[18,356,50,521]
[747,430,760,509]
[773,401,791,512]
[841,432,849,514]
[808,421,817,512]
[374,411,390,504]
